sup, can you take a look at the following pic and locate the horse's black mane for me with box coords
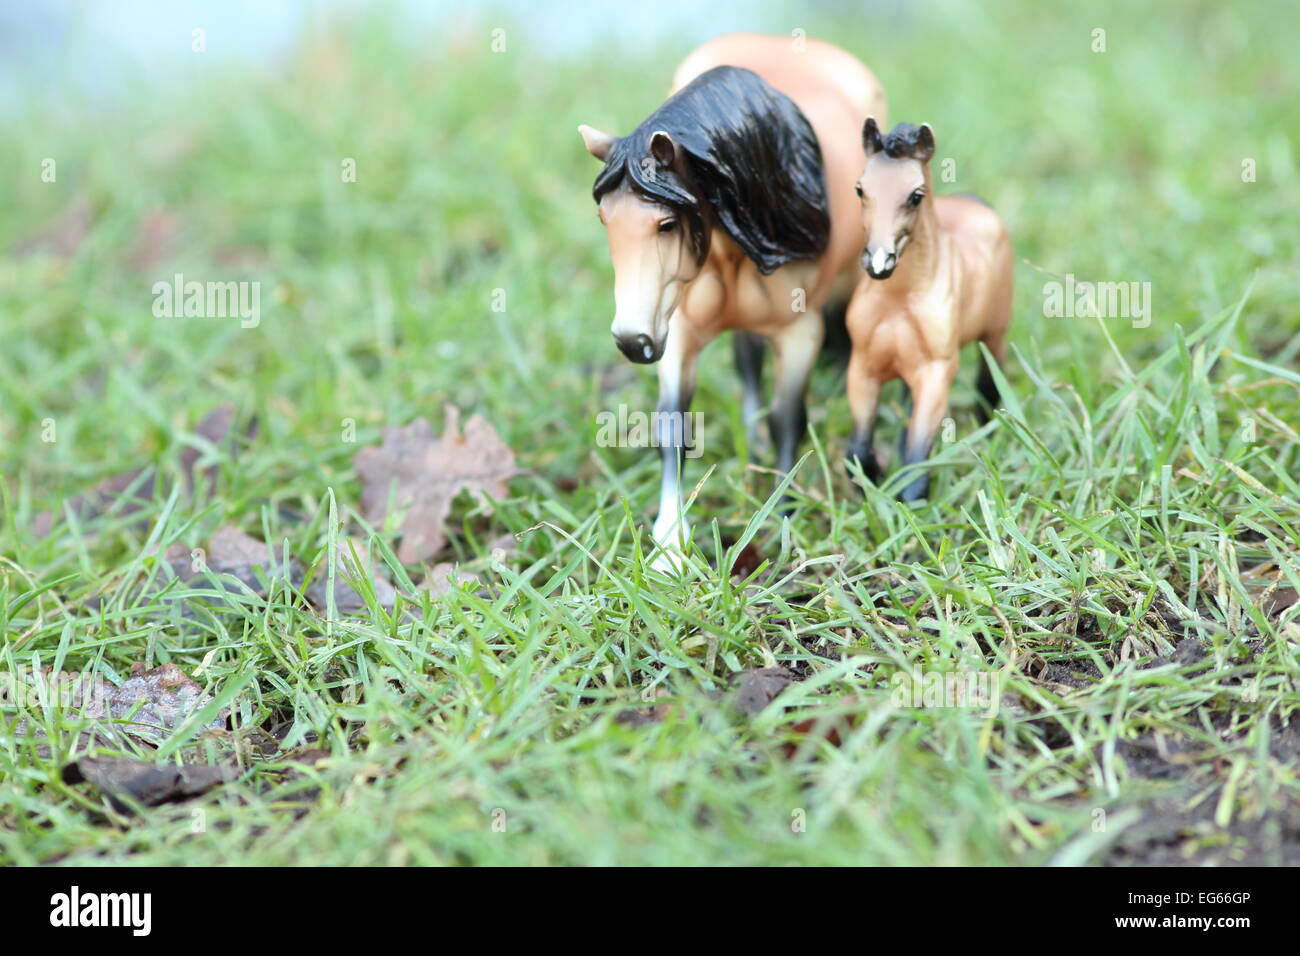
[592,66,830,275]
[881,122,925,158]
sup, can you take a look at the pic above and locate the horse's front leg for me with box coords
[650,315,701,571]
[768,308,825,482]
[898,358,957,502]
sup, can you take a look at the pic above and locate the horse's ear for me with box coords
[578,124,616,161]
[914,123,936,162]
[863,116,884,155]
[649,130,676,167]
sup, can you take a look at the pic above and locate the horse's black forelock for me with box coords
[593,136,710,266]
[591,66,830,275]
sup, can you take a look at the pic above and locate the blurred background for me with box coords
[1,0,1296,513]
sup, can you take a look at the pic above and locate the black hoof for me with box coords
[899,473,930,503]
[846,443,881,487]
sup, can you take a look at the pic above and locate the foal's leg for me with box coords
[732,330,767,458]
[845,346,882,486]
[975,328,1007,424]
[768,309,824,480]
[899,359,957,503]
[977,264,1014,423]
[898,383,912,460]
[651,316,702,571]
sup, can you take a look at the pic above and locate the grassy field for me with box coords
[2,0,1299,865]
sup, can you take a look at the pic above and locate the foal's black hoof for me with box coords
[845,448,882,487]
[899,474,931,503]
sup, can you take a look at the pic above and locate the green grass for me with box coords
[2,0,1299,865]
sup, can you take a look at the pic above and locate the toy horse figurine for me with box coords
[845,118,1013,502]
[580,34,886,569]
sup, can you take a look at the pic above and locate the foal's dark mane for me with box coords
[880,122,926,158]
[592,66,830,275]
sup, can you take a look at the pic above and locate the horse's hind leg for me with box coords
[769,310,824,502]
[732,330,767,459]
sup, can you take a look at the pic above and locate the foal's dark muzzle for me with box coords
[862,251,897,280]
[615,333,664,364]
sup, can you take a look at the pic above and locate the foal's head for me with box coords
[855,118,936,280]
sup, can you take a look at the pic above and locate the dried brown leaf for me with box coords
[90,662,229,742]
[305,538,397,614]
[354,407,516,562]
[732,666,794,716]
[62,756,235,812]
[420,562,480,597]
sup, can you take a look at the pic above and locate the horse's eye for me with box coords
[908,189,924,207]
[658,219,677,233]
[854,183,864,198]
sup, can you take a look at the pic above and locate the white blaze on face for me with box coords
[858,153,926,273]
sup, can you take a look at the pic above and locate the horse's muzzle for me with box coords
[615,332,664,364]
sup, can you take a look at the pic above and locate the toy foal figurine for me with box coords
[579,34,886,569]
[845,118,1013,501]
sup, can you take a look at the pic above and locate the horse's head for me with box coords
[580,124,706,364]
[855,118,935,280]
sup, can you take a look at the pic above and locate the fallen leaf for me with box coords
[279,748,330,768]
[729,542,764,579]
[179,404,258,497]
[615,687,677,727]
[420,562,480,598]
[732,666,794,716]
[163,526,397,617]
[90,662,229,743]
[34,404,252,538]
[487,532,518,561]
[782,695,862,759]
[32,467,157,538]
[62,756,234,812]
[1172,636,1207,666]
[305,539,397,614]
[1267,588,1300,615]
[167,524,301,600]
[1240,564,1300,617]
[207,525,276,565]
[354,407,517,562]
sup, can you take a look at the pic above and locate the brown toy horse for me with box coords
[580,34,886,569]
[845,118,1013,502]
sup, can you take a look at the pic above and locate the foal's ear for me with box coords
[649,130,677,167]
[914,123,936,162]
[863,116,884,155]
[578,124,616,161]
